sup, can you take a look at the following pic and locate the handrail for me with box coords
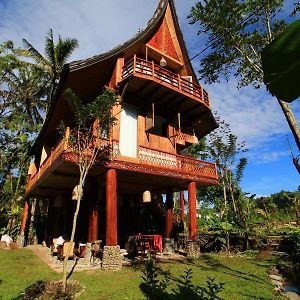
[138,145,217,178]
[122,56,210,106]
[26,135,217,193]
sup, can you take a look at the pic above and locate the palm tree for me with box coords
[23,29,79,109]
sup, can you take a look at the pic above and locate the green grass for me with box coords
[0,249,286,300]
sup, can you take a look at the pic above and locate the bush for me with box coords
[141,255,225,300]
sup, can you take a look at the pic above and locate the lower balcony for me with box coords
[26,138,218,197]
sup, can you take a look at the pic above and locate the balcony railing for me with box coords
[137,146,217,179]
[26,137,217,194]
[26,138,68,193]
[122,55,210,106]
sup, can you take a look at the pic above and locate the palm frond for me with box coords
[22,38,49,69]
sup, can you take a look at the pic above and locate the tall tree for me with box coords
[23,29,79,109]
[189,0,300,154]
[0,41,45,235]
[196,115,249,250]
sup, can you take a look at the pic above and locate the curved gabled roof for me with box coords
[31,0,207,153]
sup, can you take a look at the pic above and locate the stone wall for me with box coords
[102,245,122,271]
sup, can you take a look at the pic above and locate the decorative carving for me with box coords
[106,160,218,185]
[148,19,179,61]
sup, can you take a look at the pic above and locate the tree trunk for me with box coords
[277,98,300,151]
[62,178,84,293]
[28,199,37,245]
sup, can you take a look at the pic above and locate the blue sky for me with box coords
[0,0,299,196]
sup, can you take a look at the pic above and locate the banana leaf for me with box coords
[261,19,300,103]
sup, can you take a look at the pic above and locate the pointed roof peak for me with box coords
[68,0,179,70]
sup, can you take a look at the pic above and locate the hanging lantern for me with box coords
[72,185,82,201]
[143,190,151,203]
[159,56,167,67]
[193,133,199,144]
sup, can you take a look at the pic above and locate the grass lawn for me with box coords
[0,248,286,300]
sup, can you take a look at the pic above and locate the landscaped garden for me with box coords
[0,248,287,300]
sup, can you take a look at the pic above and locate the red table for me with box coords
[135,234,162,254]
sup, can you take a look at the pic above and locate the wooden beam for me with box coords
[106,169,118,246]
[88,179,99,242]
[188,182,197,240]
[165,189,174,238]
[20,198,29,235]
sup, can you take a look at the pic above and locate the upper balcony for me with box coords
[121,55,210,109]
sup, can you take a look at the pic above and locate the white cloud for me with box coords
[246,150,290,164]
[206,78,300,151]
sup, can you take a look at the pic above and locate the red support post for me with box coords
[165,189,174,238]
[180,191,185,223]
[88,180,99,242]
[88,205,98,242]
[20,198,29,235]
[106,169,117,246]
[188,182,197,240]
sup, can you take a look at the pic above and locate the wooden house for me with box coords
[20,0,218,260]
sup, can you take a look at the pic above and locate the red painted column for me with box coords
[180,191,185,222]
[188,182,197,240]
[88,181,99,242]
[165,189,174,238]
[88,208,98,242]
[106,169,117,246]
[20,198,29,235]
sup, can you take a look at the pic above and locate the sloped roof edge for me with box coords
[68,0,169,71]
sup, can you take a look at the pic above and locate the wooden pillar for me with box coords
[180,191,185,222]
[165,189,174,238]
[88,180,99,242]
[20,198,29,235]
[106,169,117,246]
[188,182,197,241]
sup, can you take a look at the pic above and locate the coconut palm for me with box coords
[22,29,79,108]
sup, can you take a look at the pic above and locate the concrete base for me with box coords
[187,240,200,258]
[83,242,92,264]
[163,238,175,254]
[102,245,122,271]
[16,234,25,247]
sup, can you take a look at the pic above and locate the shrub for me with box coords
[141,255,225,300]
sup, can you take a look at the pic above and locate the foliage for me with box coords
[189,0,300,156]
[0,41,45,237]
[0,30,78,242]
[189,0,286,87]
[23,29,79,106]
[141,255,225,300]
[286,230,300,269]
[255,188,300,224]
[195,115,251,250]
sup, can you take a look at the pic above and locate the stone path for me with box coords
[26,245,186,273]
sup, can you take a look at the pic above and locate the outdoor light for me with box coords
[160,56,167,67]
[72,185,82,201]
[143,190,151,203]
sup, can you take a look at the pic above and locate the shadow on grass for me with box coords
[169,254,272,286]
